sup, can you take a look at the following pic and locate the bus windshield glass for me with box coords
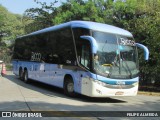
[92,31,139,79]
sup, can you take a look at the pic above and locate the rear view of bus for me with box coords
[12,21,149,97]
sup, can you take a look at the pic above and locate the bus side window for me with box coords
[80,42,91,70]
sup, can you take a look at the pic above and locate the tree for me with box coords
[24,0,58,33]
[108,0,160,87]
[0,5,24,42]
[52,0,108,24]
[0,4,24,63]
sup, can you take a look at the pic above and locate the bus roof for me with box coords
[71,21,133,37]
[19,21,133,38]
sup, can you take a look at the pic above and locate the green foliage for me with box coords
[0,5,24,41]
[52,0,106,24]
[24,0,58,33]
[110,0,160,86]
[0,4,24,63]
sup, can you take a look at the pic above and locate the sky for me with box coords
[0,0,66,15]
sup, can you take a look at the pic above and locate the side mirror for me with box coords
[135,43,149,60]
[80,36,98,54]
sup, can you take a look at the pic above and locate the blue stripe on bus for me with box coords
[96,75,138,85]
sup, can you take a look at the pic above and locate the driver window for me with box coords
[81,45,90,69]
[78,41,91,70]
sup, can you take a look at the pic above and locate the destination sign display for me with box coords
[118,37,135,46]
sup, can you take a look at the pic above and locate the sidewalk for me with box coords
[0,73,89,120]
[0,73,29,111]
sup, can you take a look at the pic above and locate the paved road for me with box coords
[0,72,159,120]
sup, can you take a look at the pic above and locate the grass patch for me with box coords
[6,64,13,71]
[138,91,160,96]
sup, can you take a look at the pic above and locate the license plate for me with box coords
[115,91,124,95]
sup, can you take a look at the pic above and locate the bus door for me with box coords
[76,40,92,93]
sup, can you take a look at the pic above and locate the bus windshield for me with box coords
[92,31,139,79]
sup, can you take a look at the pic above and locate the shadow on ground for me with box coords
[3,74,126,103]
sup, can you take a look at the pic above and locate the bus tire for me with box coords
[23,70,29,83]
[64,76,75,97]
[19,68,23,80]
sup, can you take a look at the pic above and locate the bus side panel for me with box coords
[73,71,97,95]
[12,61,18,75]
[12,60,23,76]
[29,63,59,87]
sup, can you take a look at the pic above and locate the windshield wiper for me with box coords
[102,39,108,52]
[122,59,132,78]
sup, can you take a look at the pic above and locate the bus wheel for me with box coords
[19,68,23,80]
[64,77,75,97]
[23,70,29,83]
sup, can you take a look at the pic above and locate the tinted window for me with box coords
[13,33,49,61]
[47,27,76,65]
[13,27,76,65]
[13,38,25,60]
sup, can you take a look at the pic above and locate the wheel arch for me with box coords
[19,66,23,75]
[63,74,76,97]
[63,74,74,85]
[24,67,27,71]
[19,66,23,71]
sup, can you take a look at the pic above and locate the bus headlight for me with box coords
[94,80,107,87]
[132,82,138,86]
